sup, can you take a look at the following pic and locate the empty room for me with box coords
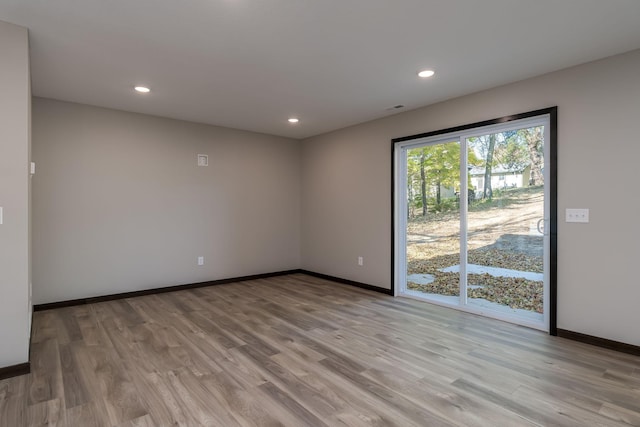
[1,1,640,426]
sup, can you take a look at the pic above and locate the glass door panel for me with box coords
[405,140,461,304]
[465,126,546,324]
[396,112,552,332]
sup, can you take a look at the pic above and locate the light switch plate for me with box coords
[566,208,589,223]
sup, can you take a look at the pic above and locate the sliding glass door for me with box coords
[394,112,554,331]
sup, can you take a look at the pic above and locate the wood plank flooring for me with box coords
[2,273,639,426]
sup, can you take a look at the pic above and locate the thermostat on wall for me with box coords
[197,154,208,167]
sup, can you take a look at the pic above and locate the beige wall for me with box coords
[33,98,301,304]
[0,20,31,367]
[301,49,640,346]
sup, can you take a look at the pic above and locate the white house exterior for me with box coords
[469,165,531,195]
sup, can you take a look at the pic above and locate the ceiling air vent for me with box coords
[386,105,405,111]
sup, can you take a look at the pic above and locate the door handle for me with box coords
[537,218,545,235]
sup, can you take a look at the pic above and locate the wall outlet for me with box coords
[566,208,589,223]
[358,256,363,266]
[197,256,204,266]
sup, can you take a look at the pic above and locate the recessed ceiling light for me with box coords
[418,70,435,78]
[288,118,299,123]
[134,86,151,93]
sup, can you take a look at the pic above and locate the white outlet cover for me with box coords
[197,154,208,167]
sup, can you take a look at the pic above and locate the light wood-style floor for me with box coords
[1,274,639,426]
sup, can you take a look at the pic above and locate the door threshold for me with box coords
[399,290,548,332]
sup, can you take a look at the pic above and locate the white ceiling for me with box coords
[1,1,640,139]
